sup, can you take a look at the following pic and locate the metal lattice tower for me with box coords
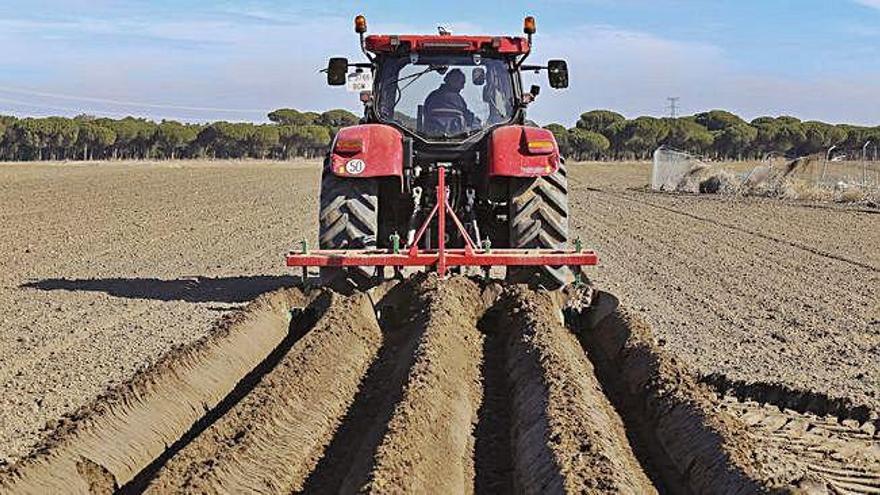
[667,97,680,118]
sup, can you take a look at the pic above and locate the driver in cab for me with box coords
[424,69,477,134]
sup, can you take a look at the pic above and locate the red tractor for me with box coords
[290,15,594,290]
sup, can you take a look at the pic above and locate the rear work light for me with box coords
[526,140,554,154]
[335,139,363,154]
[420,40,474,50]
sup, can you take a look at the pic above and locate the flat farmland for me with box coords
[0,160,877,493]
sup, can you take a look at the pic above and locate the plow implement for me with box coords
[287,167,598,280]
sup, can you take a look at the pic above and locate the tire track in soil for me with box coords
[702,374,880,494]
[603,189,879,273]
[719,396,880,494]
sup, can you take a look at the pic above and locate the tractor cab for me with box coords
[374,51,517,140]
[326,16,569,144]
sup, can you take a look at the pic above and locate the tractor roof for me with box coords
[364,35,530,55]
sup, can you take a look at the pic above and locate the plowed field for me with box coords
[0,160,877,493]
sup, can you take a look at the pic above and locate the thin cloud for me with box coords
[853,0,880,9]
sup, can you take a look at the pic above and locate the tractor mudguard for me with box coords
[329,124,404,179]
[487,125,561,177]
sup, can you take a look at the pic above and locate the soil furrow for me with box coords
[473,302,515,494]
[299,282,426,493]
[3,271,875,494]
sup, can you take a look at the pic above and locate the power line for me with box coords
[0,85,267,114]
[0,96,132,118]
[0,97,265,123]
[667,97,680,118]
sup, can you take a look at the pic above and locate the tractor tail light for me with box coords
[335,139,363,154]
[526,139,554,154]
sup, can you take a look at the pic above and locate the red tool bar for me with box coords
[286,249,599,267]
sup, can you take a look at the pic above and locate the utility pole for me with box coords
[667,97,680,118]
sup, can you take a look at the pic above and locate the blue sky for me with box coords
[1,0,878,125]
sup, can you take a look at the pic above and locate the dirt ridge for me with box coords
[299,281,427,493]
[3,275,875,494]
[0,288,314,494]
[145,291,383,493]
[359,276,486,493]
[503,288,657,494]
[576,300,770,494]
[576,298,880,494]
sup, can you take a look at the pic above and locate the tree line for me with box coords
[545,110,880,161]
[0,107,877,162]
[0,108,359,161]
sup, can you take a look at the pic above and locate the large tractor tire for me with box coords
[318,167,379,291]
[506,162,573,289]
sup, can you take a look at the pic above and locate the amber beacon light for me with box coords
[523,16,536,35]
[355,15,367,34]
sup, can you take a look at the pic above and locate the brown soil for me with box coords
[576,294,880,493]
[2,274,877,493]
[569,166,880,411]
[146,290,381,493]
[500,288,656,493]
[0,160,319,464]
[359,276,485,493]
[1,160,878,492]
[0,287,317,493]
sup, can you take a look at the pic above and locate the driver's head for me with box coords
[444,69,466,91]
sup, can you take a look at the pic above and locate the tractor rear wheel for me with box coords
[506,162,573,289]
[318,166,379,291]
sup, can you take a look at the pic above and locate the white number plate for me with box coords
[346,71,373,92]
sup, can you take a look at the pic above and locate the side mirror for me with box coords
[547,59,569,89]
[327,57,348,86]
[472,67,486,86]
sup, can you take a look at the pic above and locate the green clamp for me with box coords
[390,232,400,254]
[574,237,583,253]
[481,238,492,253]
[300,238,308,254]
